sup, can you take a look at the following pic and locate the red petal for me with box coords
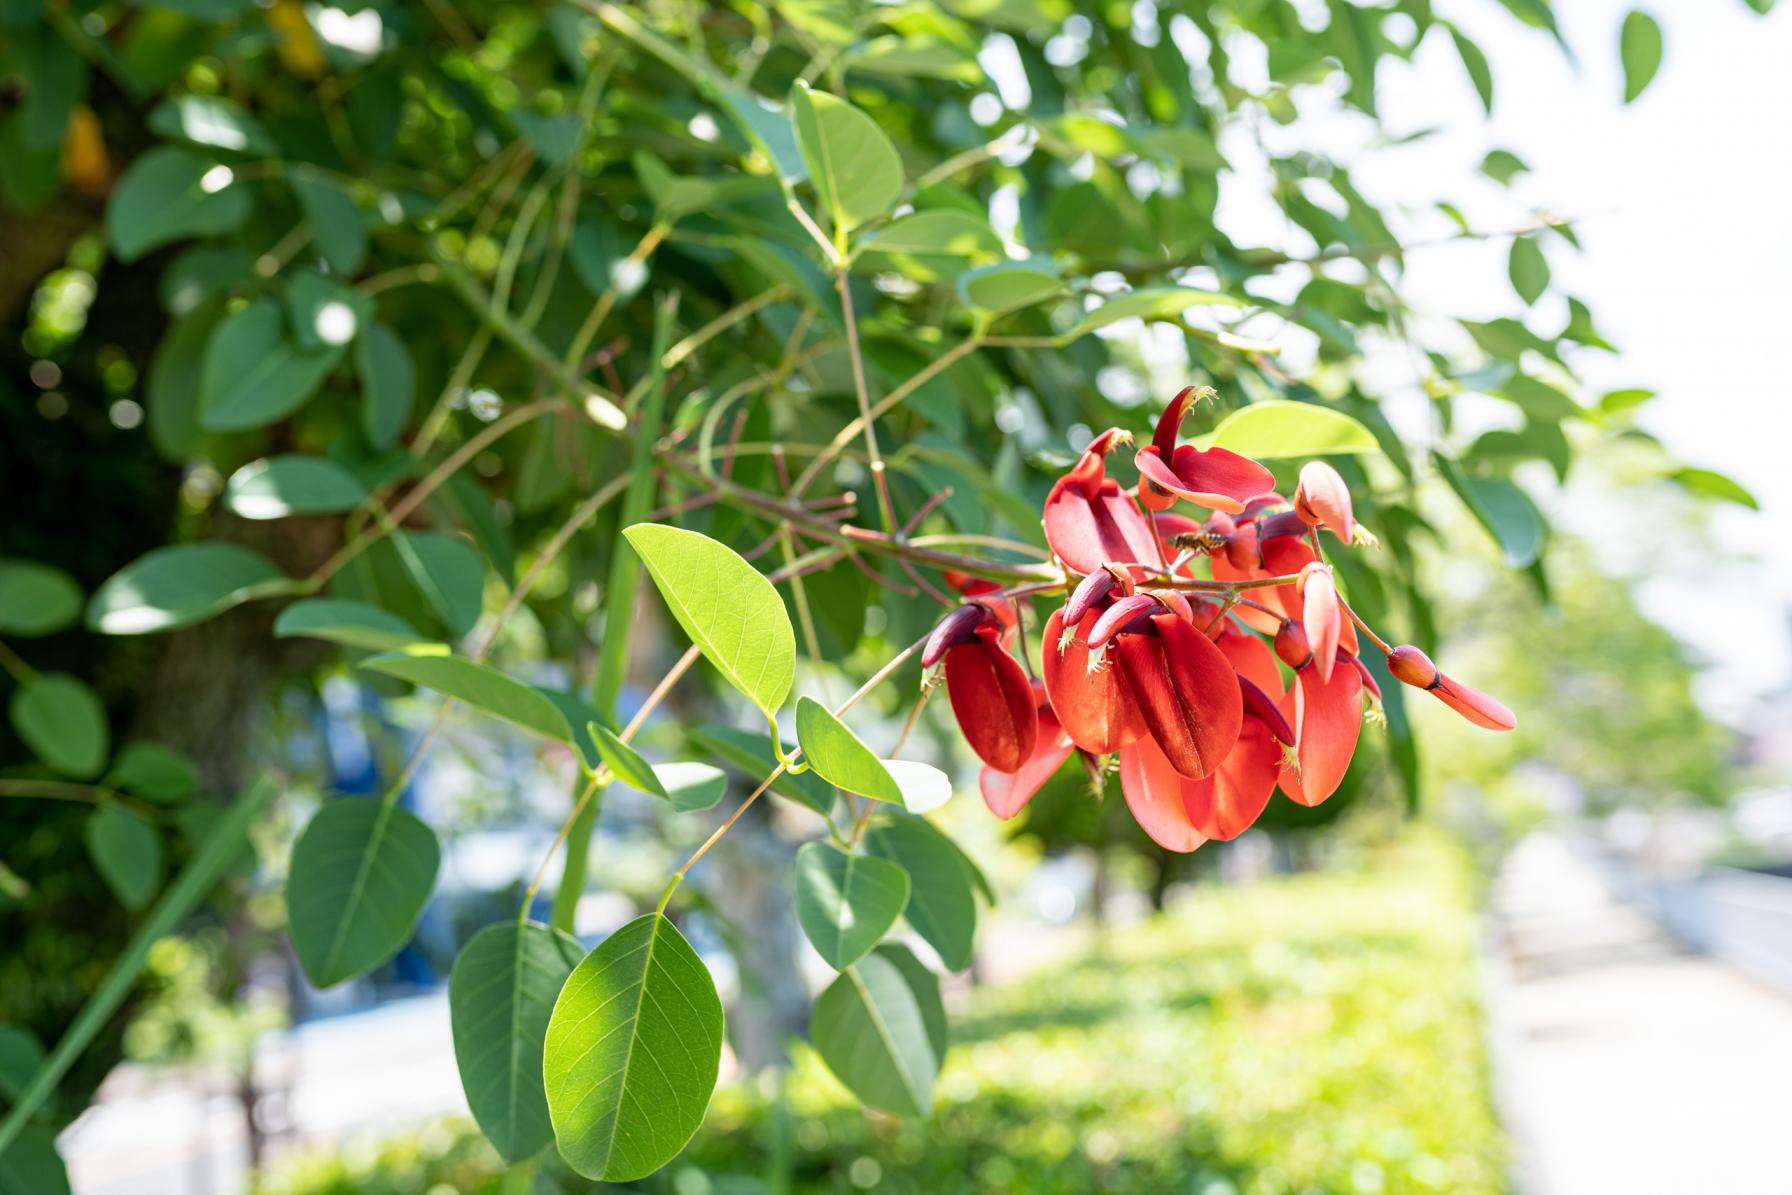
[1260,536,1315,618]
[1301,566,1341,683]
[1435,675,1517,731]
[1237,675,1294,744]
[945,631,1038,772]
[1088,593,1163,650]
[1165,444,1276,512]
[1213,620,1283,697]
[1277,655,1363,806]
[1114,613,1243,780]
[1118,736,1206,853]
[1294,461,1355,543]
[1183,717,1281,840]
[1043,476,1159,576]
[922,604,987,668]
[1209,552,1283,635]
[1042,608,1145,754]
[981,706,1076,819]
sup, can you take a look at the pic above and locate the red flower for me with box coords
[1132,387,1276,514]
[1042,428,1160,575]
[925,601,1038,772]
[1089,598,1243,780]
[1387,645,1516,731]
[1299,562,1342,683]
[1294,461,1355,543]
[1277,645,1365,806]
[1117,734,1207,853]
[1042,604,1147,755]
[980,696,1077,819]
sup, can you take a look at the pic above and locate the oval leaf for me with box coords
[795,697,902,804]
[106,146,251,263]
[273,598,430,652]
[545,913,724,1182]
[88,542,287,634]
[286,799,441,988]
[84,807,163,911]
[449,921,585,1163]
[956,260,1063,314]
[1508,236,1549,306]
[589,722,666,796]
[1620,10,1663,103]
[199,296,344,432]
[862,818,977,971]
[688,723,832,815]
[795,842,910,970]
[883,759,952,815]
[224,455,368,519]
[810,950,939,1117]
[862,210,1002,258]
[0,558,82,637]
[10,673,108,779]
[394,531,487,638]
[622,524,794,719]
[790,81,903,234]
[360,648,573,742]
[1072,286,1236,337]
[356,320,415,448]
[1203,400,1380,459]
[106,742,198,803]
[654,762,728,813]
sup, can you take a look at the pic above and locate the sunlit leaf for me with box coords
[106,146,251,263]
[795,697,902,804]
[88,543,289,635]
[589,722,666,796]
[1202,401,1380,459]
[1666,466,1758,510]
[654,762,728,812]
[286,799,441,988]
[224,455,367,519]
[1620,10,1663,103]
[794,842,910,969]
[360,647,573,741]
[790,80,904,235]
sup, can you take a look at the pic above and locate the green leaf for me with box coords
[862,818,977,970]
[1450,27,1494,114]
[274,598,430,652]
[688,723,833,815]
[145,300,221,461]
[1598,387,1655,415]
[1437,456,1547,568]
[0,1025,46,1105]
[795,697,902,804]
[957,260,1062,314]
[394,531,487,638]
[1480,149,1529,186]
[589,722,665,796]
[790,80,903,235]
[84,807,163,911]
[1666,466,1758,510]
[106,742,198,803]
[1620,10,1663,103]
[545,913,724,1182]
[360,648,573,742]
[810,950,938,1116]
[862,210,1002,259]
[10,674,108,779]
[883,760,953,814]
[0,558,82,637]
[449,921,585,1163]
[794,842,910,969]
[1202,400,1380,459]
[845,35,981,81]
[224,455,367,519]
[286,799,441,988]
[0,1125,69,1195]
[1508,236,1549,305]
[1071,286,1235,337]
[356,321,415,449]
[106,146,251,263]
[87,543,288,635]
[285,268,369,352]
[292,174,367,274]
[874,943,947,1061]
[147,94,276,155]
[654,762,728,813]
[622,524,795,719]
[199,296,344,432]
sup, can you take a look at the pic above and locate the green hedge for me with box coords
[257,834,1505,1195]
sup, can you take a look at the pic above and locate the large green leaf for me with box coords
[84,807,163,911]
[9,673,108,779]
[360,648,573,742]
[687,723,834,815]
[224,455,367,520]
[794,698,901,804]
[794,842,910,969]
[1437,457,1547,569]
[448,921,584,1163]
[863,818,977,971]
[0,559,82,637]
[622,524,794,719]
[355,321,415,449]
[87,543,288,634]
[106,146,252,263]
[1620,10,1662,103]
[790,80,903,235]
[286,800,441,988]
[545,913,724,1182]
[1202,400,1380,459]
[394,531,487,638]
[810,950,939,1117]
[273,599,430,652]
[198,296,344,432]
[875,942,947,1060]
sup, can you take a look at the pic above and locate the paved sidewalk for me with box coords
[1486,832,1792,1195]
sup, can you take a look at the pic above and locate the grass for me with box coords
[256,833,1507,1195]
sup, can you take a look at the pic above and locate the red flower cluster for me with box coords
[927,388,1515,853]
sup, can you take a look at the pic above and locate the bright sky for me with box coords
[1218,0,1792,719]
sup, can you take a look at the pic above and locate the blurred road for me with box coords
[1487,832,1792,1195]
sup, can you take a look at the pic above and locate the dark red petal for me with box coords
[1088,593,1164,650]
[1115,612,1243,780]
[1237,676,1294,745]
[945,631,1038,773]
[1043,476,1160,576]
[981,705,1076,819]
[1260,536,1315,618]
[1042,609,1146,755]
[1277,654,1363,806]
[1183,716,1281,840]
[922,604,987,668]
[1064,567,1122,627]
[1118,736,1207,853]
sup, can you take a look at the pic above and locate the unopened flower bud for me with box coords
[1275,619,1312,670]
